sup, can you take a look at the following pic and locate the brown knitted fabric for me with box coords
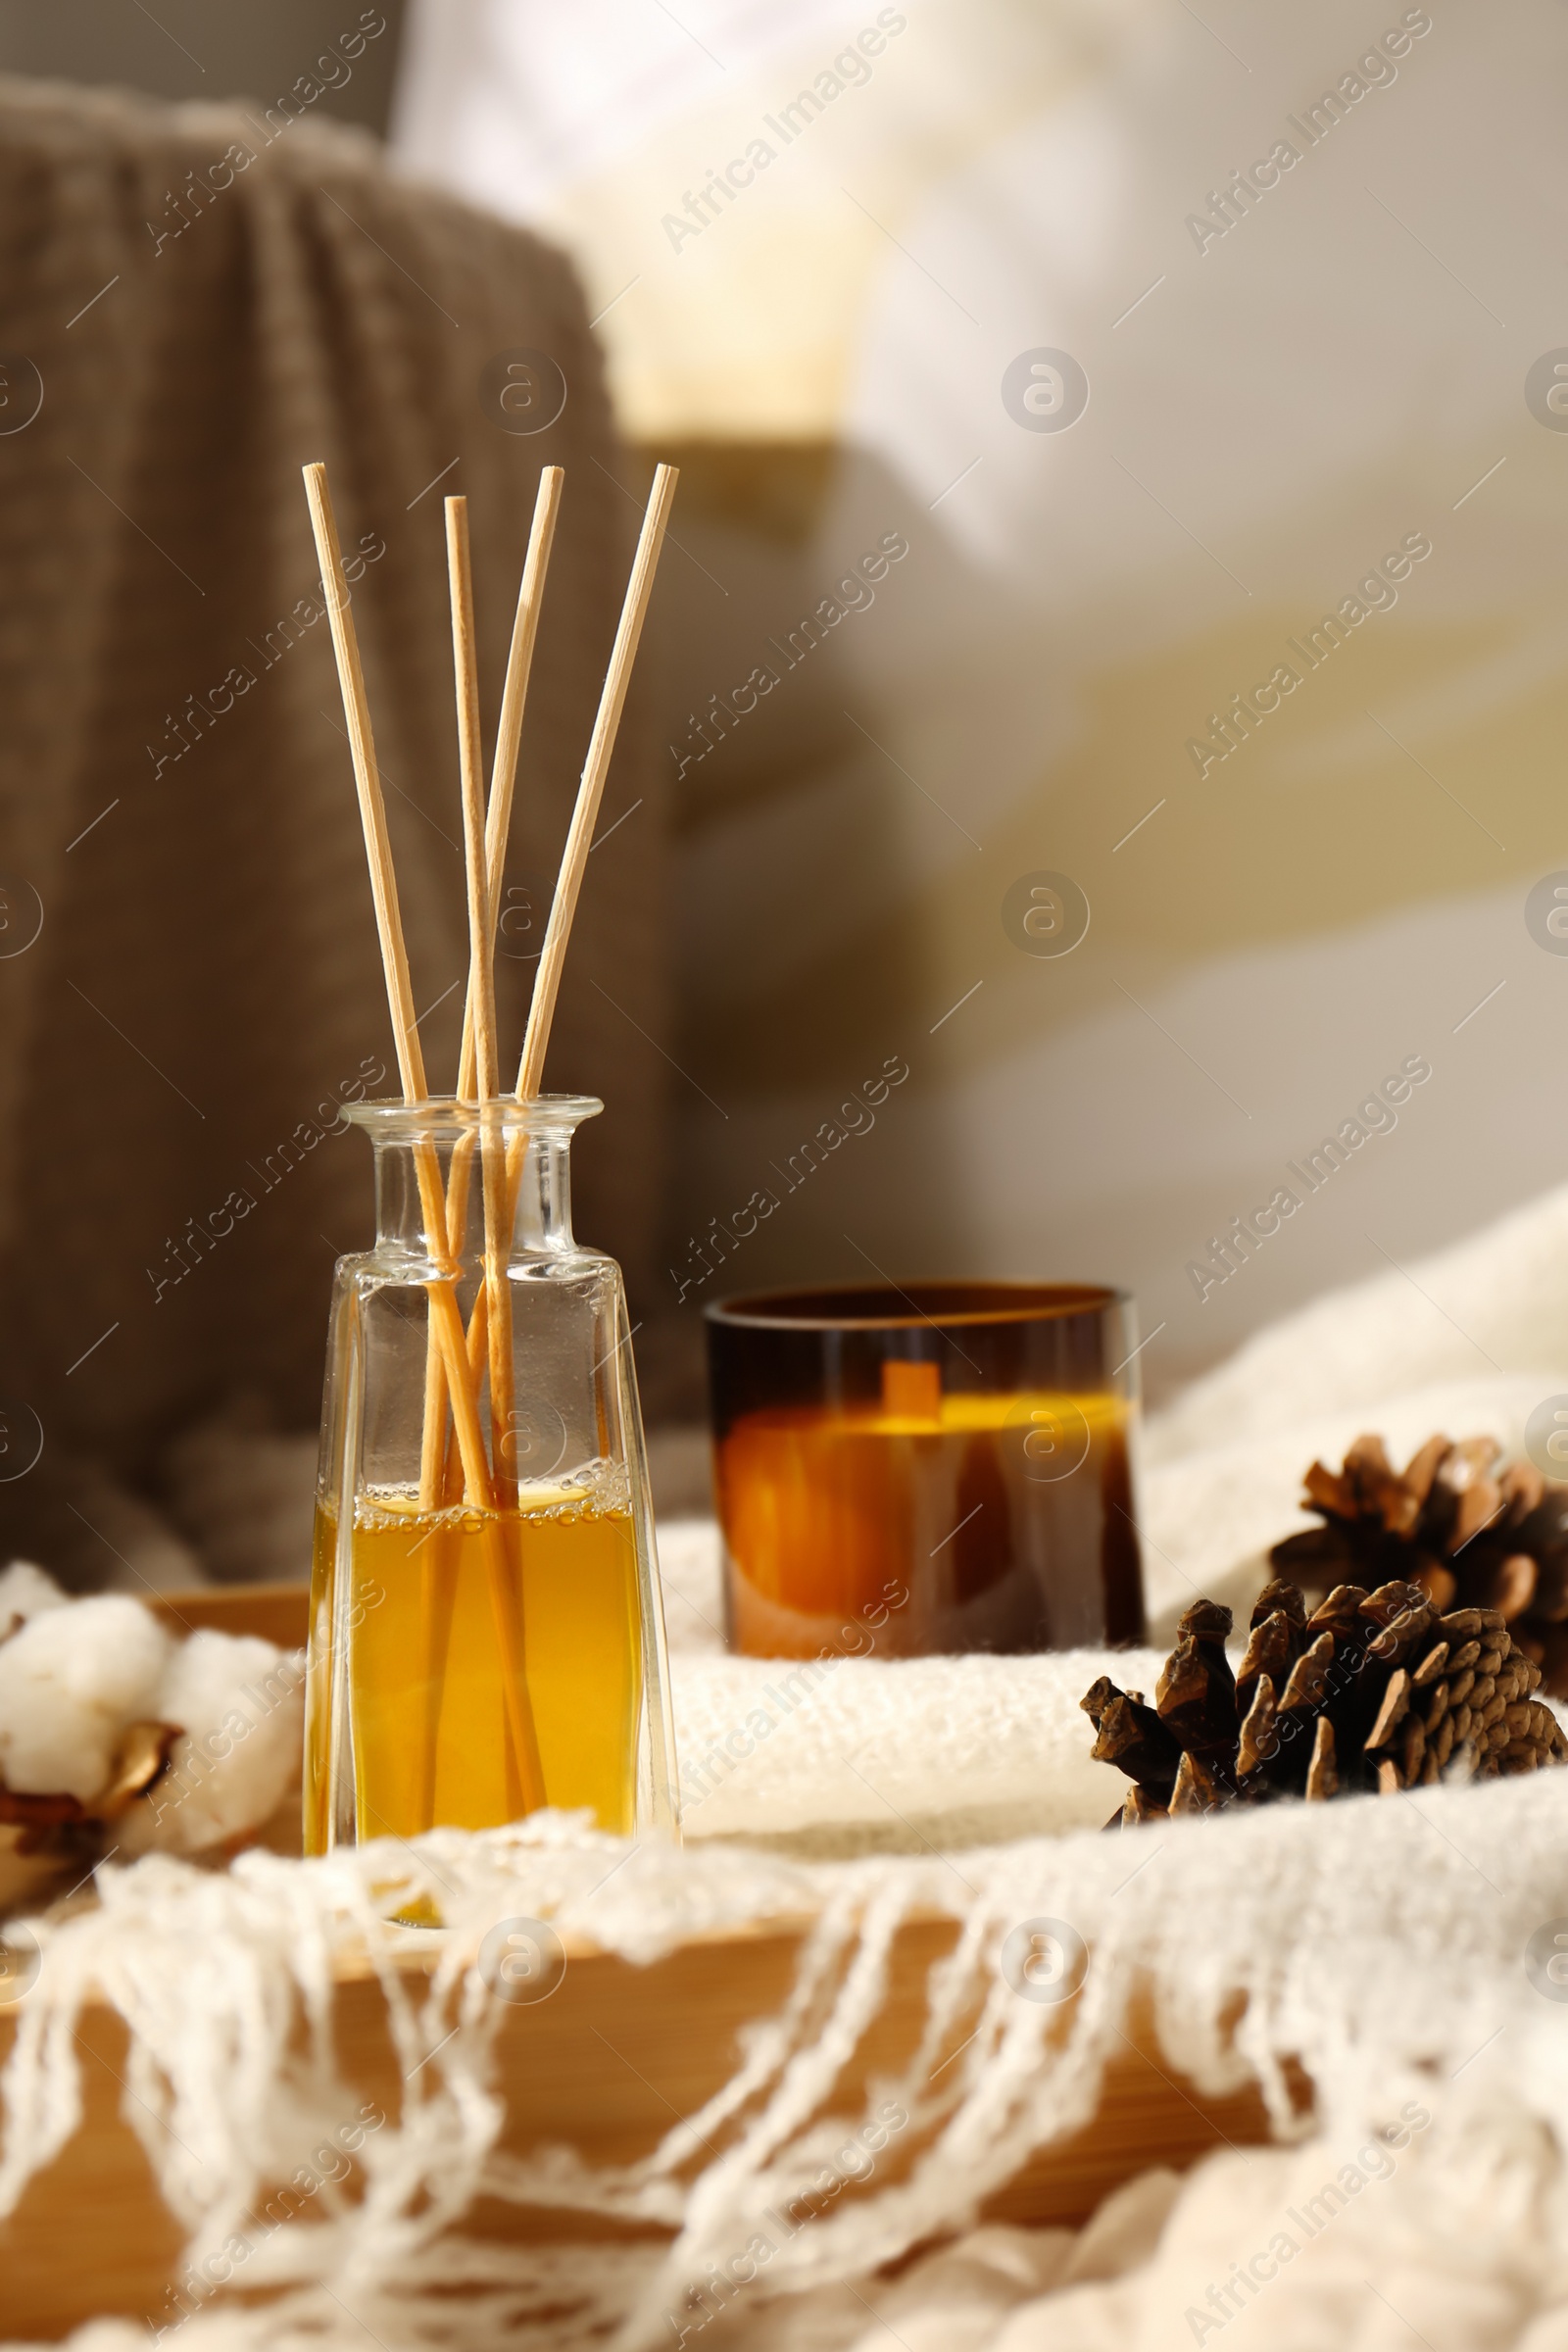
[0,78,669,1578]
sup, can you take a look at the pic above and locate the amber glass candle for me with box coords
[706,1283,1146,1659]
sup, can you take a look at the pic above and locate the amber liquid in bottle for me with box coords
[717,1361,1141,1658]
[305,1489,643,1853]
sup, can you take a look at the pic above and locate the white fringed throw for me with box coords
[13,1183,1568,2347]
[7,1776,1568,2351]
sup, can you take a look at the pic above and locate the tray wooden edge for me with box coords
[0,1586,1310,2334]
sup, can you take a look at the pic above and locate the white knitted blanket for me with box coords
[10,1184,1568,2350]
[8,1788,1568,2352]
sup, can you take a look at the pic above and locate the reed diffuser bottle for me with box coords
[305,1098,676,1851]
[298,454,683,1859]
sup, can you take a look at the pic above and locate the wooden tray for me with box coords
[0,1588,1300,2339]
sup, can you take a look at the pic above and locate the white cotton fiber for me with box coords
[0,1559,69,1640]
[0,1595,172,1801]
[119,1629,305,1857]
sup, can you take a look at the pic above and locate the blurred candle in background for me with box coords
[706,1283,1145,1657]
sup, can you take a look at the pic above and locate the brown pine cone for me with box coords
[1270,1433,1568,1693]
[1082,1577,1568,1826]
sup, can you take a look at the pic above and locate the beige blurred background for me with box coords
[391,0,1568,1404]
[5,0,1566,1454]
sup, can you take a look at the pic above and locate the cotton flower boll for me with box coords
[990,2276,1143,2350]
[1058,2167,1183,2283]
[0,1559,69,1641]
[119,1631,304,1857]
[0,1594,172,1800]
[854,2226,1075,2352]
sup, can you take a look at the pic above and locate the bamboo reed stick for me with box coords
[444,496,517,1510]
[445,497,501,1098]
[431,469,564,1501]
[425,472,566,1815]
[442,491,544,1803]
[514,464,678,1101]
[488,465,677,1358]
[302,460,545,1817]
[462,464,564,1098]
[303,466,474,1450]
[302,465,428,1107]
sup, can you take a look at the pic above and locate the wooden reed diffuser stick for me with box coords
[492,465,677,1336]
[302,460,545,1817]
[456,465,669,1429]
[301,465,491,1500]
[515,464,678,1100]
[422,475,562,1814]
[462,465,564,1098]
[435,471,564,1468]
[302,466,428,1107]
[444,494,516,1502]
[441,491,540,1814]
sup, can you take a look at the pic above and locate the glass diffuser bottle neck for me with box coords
[347,1098,603,1266]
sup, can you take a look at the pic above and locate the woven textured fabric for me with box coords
[1148,1179,1568,1463]
[657,1519,1147,1850]
[0,76,668,1580]
[7,1780,1568,2351]
[12,1186,1568,2343]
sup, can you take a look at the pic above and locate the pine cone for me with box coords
[1082,1577,1568,1826]
[1271,1433,1568,1694]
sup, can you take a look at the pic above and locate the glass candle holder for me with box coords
[305,1097,678,1854]
[706,1282,1146,1659]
